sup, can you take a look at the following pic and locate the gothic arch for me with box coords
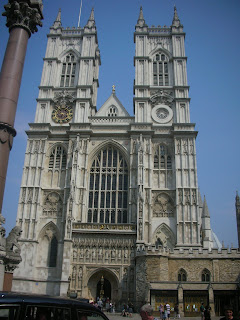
[88,139,129,170]
[149,47,173,61]
[36,222,60,268]
[58,48,81,61]
[38,221,60,241]
[87,268,119,301]
[152,222,175,250]
[46,142,68,158]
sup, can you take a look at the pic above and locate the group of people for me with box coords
[158,303,180,319]
[121,303,134,317]
[141,303,238,320]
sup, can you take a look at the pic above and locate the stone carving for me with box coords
[6,226,22,257]
[150,90,173,107]
[0,122,16,151]
[43,192,63,217]
[53,90,75,109]
[3,1,43,36]
[153,193,174,217]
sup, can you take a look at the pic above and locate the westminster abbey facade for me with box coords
[12,7,240,316]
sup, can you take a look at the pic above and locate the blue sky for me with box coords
[0,0,240,247]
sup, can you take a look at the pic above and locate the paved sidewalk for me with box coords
[105,313,222,320]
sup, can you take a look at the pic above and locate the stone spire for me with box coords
[171,6,183,28]
[85,8,95,28]
[52,8,62,29]
[202,196,210,218]
[136,6,148,28]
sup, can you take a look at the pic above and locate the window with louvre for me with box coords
[153,53,169,86]
[154,144,172,170]
[60,53,77,87]
[49,146,67,170]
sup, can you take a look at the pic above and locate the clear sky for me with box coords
[0,0,239,247]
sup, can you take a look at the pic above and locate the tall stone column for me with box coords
[177,284,184,317]
[0,0,43,290]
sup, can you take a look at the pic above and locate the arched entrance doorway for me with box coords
[96,277,111,300]
[87,269,119,304]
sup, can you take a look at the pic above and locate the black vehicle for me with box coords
[0,292,109,320]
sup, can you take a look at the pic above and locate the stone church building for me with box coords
[12,6,240,316]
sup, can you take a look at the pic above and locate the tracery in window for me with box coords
[201,269,211,282]
[49,146,67,170]
[88,146,128,224]
[60,53,77,87]
[154,144,172,170]
[178,268,187,282]
[107,105,118,117]
[153,53,169,86]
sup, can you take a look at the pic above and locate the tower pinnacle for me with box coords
[52,8,62,29]
[85,8,95,28]
[136,6,148,28]
[171,6,183,28]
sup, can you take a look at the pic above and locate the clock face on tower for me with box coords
[52,105,73,124]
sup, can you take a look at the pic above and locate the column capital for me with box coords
[2,0,43,37]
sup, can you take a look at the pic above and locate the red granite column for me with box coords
[0,0,43,290]
[0,0,43,215]
[0,28,29,213]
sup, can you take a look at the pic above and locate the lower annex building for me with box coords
[12,6,240,316]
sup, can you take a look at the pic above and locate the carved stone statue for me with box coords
[6,226,22,257]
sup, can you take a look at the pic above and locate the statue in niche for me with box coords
[73,249,77,261]
[79,247,83,258]
[85,247,90,259]
[98,246,103,258]
[72,267,76,280]
[105,249,109,260]
[92,247,96,260]
[78,267,83,280]
[111,247,116,259]
[118,249,122,260]
[124,247,128,260]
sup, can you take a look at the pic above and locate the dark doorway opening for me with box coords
[96,278,111,300]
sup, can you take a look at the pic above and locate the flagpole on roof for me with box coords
[77,0,83,27]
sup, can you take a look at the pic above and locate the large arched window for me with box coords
[153,53,169,86]
[88,146,128,224]
[178,268,187,282]
[60,53,77,87]
[49,146,67,170]
[154,144,172,170]
[202,269,211,282]
[48,236,58,267]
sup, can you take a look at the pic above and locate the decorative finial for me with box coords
[171,5,182,28]
[136,6,147,27]
[85,8,95,28]
[112,85,116,94]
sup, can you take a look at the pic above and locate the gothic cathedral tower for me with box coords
[13,7,219,305]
